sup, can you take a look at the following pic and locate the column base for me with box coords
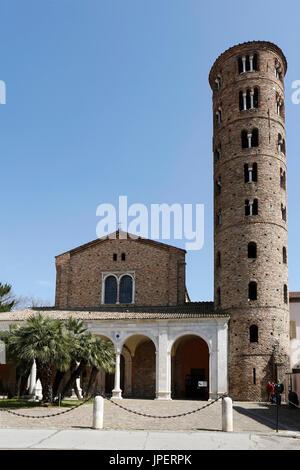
[155,391,172,400]
[112,389,123,399]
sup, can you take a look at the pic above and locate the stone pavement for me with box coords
[0,398,300,449]
[0,428,300,450]
[1,399,300,432]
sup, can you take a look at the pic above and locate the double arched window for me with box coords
[102,273,135,305]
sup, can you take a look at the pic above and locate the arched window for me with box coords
[215,144,222,162]
[216,176,222,195]
[241,130,248,148]
[244,163,257,183]
[248,242,257,259]
[104,276,118,304]
[216,288,221,306]
[119,275,133,304]
[121,253,126,261]
[238,53,258,74]
[280,168,286,189]
[281,203,287,221]
[250,325,258,343]
[283,247,287,264]
[216,251,221,268]
[278,134,286,155]
[248,282,257,301]
[216,211,222,227]
[284,284,288,304]
[251,128,259,147]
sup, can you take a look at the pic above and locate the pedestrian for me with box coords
[267,381,274,403]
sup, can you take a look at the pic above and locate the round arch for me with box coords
[171,334,210,400]
[121,333,157,399]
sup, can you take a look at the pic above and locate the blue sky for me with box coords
[1,0,300,304]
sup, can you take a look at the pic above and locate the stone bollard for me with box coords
[222,397,233,432]
[92,395,104,430]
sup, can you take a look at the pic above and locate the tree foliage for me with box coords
[0,314,115,404]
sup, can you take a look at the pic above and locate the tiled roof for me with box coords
[0,302,230,321]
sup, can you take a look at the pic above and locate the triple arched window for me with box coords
[103,273,135,304]
[239,88,259,111]
[238,53,258,74]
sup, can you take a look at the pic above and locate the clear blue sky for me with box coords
[1,0,300,304]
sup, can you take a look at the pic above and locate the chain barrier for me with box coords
[102,393,228,419]
[0,392,227,420]
[0,395,94,419]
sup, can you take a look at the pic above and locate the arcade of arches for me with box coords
[97,334,210,400]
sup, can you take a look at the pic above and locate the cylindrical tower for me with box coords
[209,41,290,401]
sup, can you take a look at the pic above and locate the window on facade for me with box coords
[216,212,222,227]
[241,128,259,148]
[250,325,258,343]
[216,176,222,195]
[245,199,258,216]
[283,247,287,264]
[104,276,118,304]
[276,94,284,117]
[238,53,258,74]
[216,108,222,124]
[248,242,257,259]
[216,288,221,306]
[121,253,126,261]
[278,134,286,155]
[215,145,222,162]
[240,88,259,111]
[284,284,288,304]
[280,168,286,189]
[253,368,256,385]
[248,282,257,301]
[113,253,117,261]
[275,60,283,80]
[119,275,133,303]
[281,203,287,221]
[216,251,221,268]
[251,128,259,147]
[215,74,222,90]
[244,163,257,183]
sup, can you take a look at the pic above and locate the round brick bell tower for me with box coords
[209,41,290,401]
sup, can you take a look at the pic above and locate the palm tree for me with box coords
[60,332,115,399]
[6,314,71,403]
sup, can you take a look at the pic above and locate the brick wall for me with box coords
[210,41,290,401]
[55,234,186,308]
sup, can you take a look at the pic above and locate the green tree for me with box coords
[5,314,71,403]
[0,282,15,312]
[60,330,115,399]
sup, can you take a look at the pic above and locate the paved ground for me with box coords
[0,428,300,450]
[1,398,300,433]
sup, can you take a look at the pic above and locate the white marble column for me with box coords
[28,360,37,396]
[155,331,171,400]
[250,89,254,109]
[112,350,122,399]
[247,132,252,148]
[249,55,254,72]
[242,56,246,73]
[243,92,247,110]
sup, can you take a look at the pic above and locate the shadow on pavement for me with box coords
[234,404,300,432]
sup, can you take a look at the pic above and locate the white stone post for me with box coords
[92,395,104,429]
[222,397,233,432]
[28,360,37,396]
[156,332,171,400]
[112,350,122,399]
[248,167,253,183]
